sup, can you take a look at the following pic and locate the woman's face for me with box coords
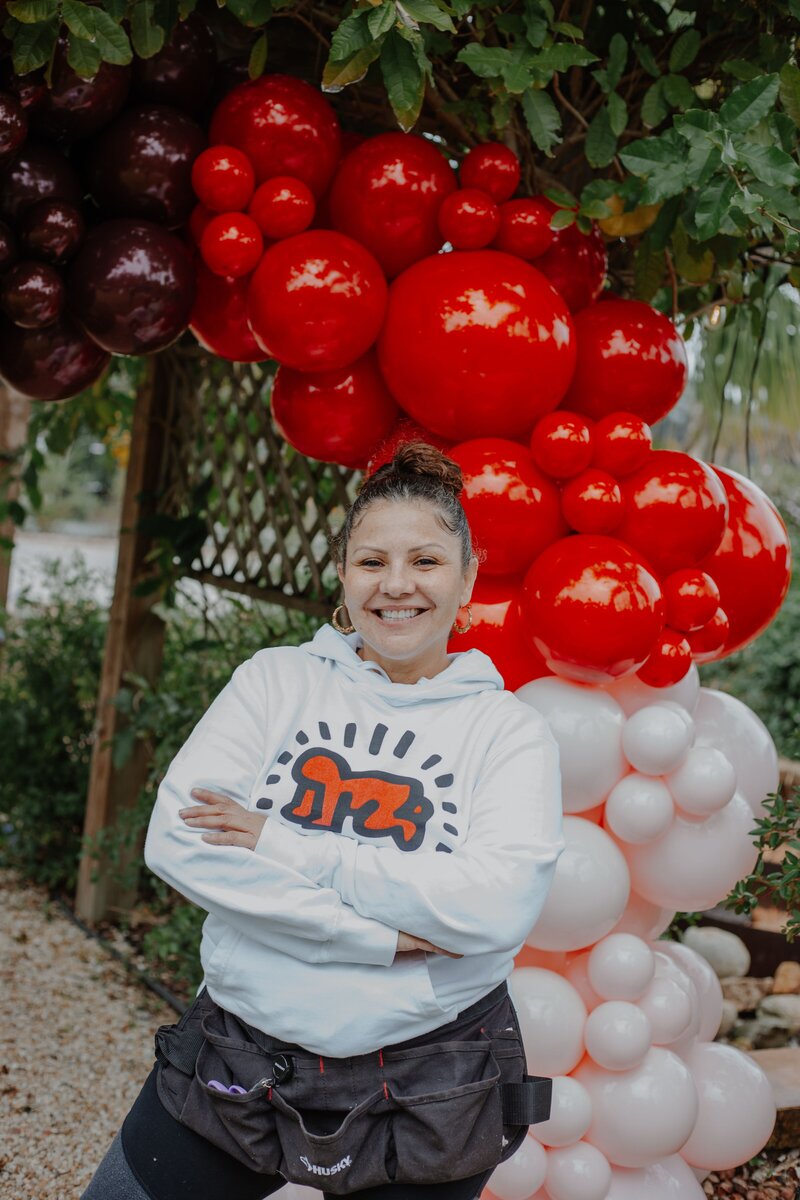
[336,498,478,685]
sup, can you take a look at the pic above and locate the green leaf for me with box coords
[641,79,668,129]
[521,87,561,156]
[11,17,57,72]
[634,39,660,79]
[620,133,682,176]
[368,2,396,39]
[130,0,165,59]
[779,63,800,129]
[734,141,800,188]
[224,0,271,26]
[693,177,737,239]
[668,28,700,73]
[543,185,577,208]
[322,41,382,91]
[523,10,547,49]
[552,21,583,38]
[648,194,681,250]
[456,44,511,78]
[381,27,425,131]
[719,74,780,133]
[607,91,627,136]
[248,30,268,79]
[606,33,627,92]
[550,207,576,230]
[528,43,598,72]
[398,0,454,32]
[662,73,695,110]
[62,0,97,40]
[6,0,56,24]
[585,105,617,168]
[722,59,760,82]
[329,9,373,60]
[672,221,714,284]
[633,236,665,300]
[66,31,102,77]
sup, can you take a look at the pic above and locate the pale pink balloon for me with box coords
[680,1042,776,1169]
[528,817,631,951]
[529,1076,593,1148]
[563,951,604,1012]
[604,774,675,843]
[587,933,655,1000]
[544,1141,612,1200]
[636,966,695,1045]
[656,941,724,1043]
[605,1153,707,1198]
[584,1001,652,1070]
[667,746,736,817]
[485,1129,548,1199]
[573,1047,698,1167]
[509,967,587,1076]
[692,687,779,819]
[603,664,700,717]
[620,792,758,910]
[611,892,674,940]
[622,705,693,776]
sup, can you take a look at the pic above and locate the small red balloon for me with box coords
[437,188,500,250]
[636,629,693,687]
[446,574,550,691]
[663,568,720,632]
[492,198,555,259]
[591,412,653,476]
[561,469,624,534]
[200,212,263,278]
[271,352,399,469]
[535,215,607,312]
[686,607,730,662]
[366,417,453,475]
[247,230,388,372]
[330,132,456,278]
[192,145,255,212]
[460,143,520,202]
[0,260,64,328]
[189,261,266,362]
[530,411,593,479]
[616,450,729,575]
[565,299,688,425]
[17,199,85,265]
[248,176,315,239]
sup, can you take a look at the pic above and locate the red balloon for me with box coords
[0,312,109,402]
[636,629,693,687]
[565,299,688,425]
[437,189,500,250]
[191,145,255,212]
[0,90,27,168]
[18,199,84,265]
[248,176,315,239]
[561,469,624,534]
[450,438,567,575]
[200,212,263,277]
[189,261,266,362]
[535,215,607,312]
[209,74,341,198]
[271,352,399,469]
[521,534,665,684]
[663,568,720,632]
[591,412,653,476]
[530,411,593,479]
[247,230,387,371]
[616,450,728,575]
[366,417,453,475]
[492,198,555,259]
[377,250,576,441]
[697,466,792,658]
[446,574,550,691]
[686,607,730,662]
[459,143,520,202]
[329,132,456,278]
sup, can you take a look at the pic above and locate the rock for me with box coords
[736,1014,793,1050]
[682,925,751,977]
[717,998,739,1038]
[772,960,800,994]
[721,975,774,1012]
[758,994,800,1032]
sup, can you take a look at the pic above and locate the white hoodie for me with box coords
[144,623,565,1057]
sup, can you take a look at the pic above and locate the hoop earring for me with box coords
[332,604,355,634]
[451,603,472,635]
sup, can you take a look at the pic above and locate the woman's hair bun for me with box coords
[366,440,463,498]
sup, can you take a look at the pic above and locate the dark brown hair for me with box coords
[330,441,479,570]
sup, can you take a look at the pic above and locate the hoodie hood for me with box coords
[300,622,505,706]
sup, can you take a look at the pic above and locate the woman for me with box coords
[81,441,565,1200]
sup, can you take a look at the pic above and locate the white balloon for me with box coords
[584,1001,652,1071]
[529,1076,593,1148]
[692,688,779,819]
[667,746,737,816]
[516,678,627,812]
[544,1141,612,1200]
[587,933,655,1001]
[528,818,631,951]
[487,1130,548,1199]
[605,1153,707,1199]
[611,892,675,941]
[637,972,695,1045]
[680,1042,777,1170]
[603,664,700,717]
[622,706,694,776]
[604,774,675,843]
[656,941,724,1043]
[509,967,587,1076]
[562,952,604,1013]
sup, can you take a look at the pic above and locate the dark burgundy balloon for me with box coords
[0,260,64,328]
[68,218,196,354]
[132,13,216,114]
[33,34,130,139]
[0,312,109,401]
[0,141,83,224]
[86,105,206,228]
[18,199,85,264]
[0,90,27,168]
[5,74,48,115]
[0,221,18,273]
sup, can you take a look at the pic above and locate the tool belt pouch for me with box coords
[154,988,553,1194]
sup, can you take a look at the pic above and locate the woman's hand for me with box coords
[179,789,267,851]
[396,931,463,959]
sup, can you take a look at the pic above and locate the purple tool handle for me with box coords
[206,1079,248,1095]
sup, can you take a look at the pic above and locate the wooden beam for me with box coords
[0,385,31,613]
[75,357,170,924]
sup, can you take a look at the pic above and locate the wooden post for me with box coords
[0,385,31,613]
[75,357,171,923]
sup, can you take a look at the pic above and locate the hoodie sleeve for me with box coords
[143,654,399,968]
[255,705,565,957]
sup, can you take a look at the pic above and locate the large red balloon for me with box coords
[616,450,728,575]
[189,262,266,363]
[521,534,665,684]
[366,417,453,476]
[697,467,792,658]
[209,74,341,198]
[449,438,566,575]
[329,132,456,278]
[377,250,576,441]
[271,352,399,468]
[535,214,607,312]
[565,299,688,426]
[247,230,387,371]
[446,574,550,691]
[0,312,109,401]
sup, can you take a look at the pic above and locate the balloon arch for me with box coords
[0,41,792,1199]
